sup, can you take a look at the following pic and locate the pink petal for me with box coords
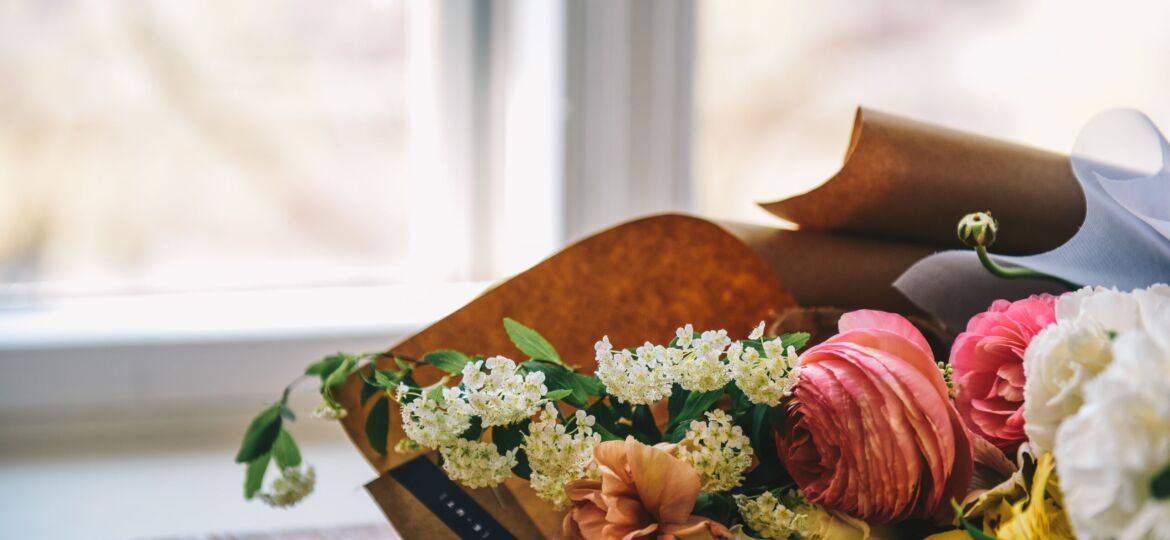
[837,310,933,359]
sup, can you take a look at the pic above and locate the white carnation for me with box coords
[1055,330,1170,540]
[1022,319,1114,453]
[1022,285,1150,453]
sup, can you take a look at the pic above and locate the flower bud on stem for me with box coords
[958,212,1081,291]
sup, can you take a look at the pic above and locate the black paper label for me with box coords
[389,455,515,540]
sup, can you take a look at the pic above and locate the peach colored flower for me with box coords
[562,437,733,540]
[951,295,1056,453]
[777,310,974,525]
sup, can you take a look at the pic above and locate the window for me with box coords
[695,0,1170,224]
[0,1,438,304]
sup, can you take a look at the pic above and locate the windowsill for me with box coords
[0,282,492,415]
[0,282,492,350]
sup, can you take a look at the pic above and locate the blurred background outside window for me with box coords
[3,1,1170,538]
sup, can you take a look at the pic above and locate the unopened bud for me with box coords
[957,212,998,248]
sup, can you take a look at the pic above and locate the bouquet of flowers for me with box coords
[233,220,1168,539]
[233,108,1170,539]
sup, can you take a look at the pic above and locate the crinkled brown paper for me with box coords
[336,108,1088,539]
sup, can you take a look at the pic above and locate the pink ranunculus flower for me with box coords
[777,310,974,525]
[950,295,1056,453]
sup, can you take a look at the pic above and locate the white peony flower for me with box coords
[1055,330,1170,540]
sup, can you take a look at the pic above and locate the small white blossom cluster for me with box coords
[678,409,753,492]
[728,340,800,406]
[461,356,548,427]
[674,328,734,392]
[397,385,473,449]
[595,322,804,405]
[311,400,347,420]
[440,438,519,489]
[523,403,602,508]
[594,336,677,405]
[734,490,827,540]
[258,465,316,508]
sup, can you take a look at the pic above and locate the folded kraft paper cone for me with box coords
[762,107,1086,255]
[336,109,1091,538]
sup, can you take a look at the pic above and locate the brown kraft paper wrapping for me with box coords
[339,215,799,538]
[339,109,1088,538]
[762,107,1086,254]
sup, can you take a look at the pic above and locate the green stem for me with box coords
[974,246,1081,291]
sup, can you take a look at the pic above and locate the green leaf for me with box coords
[280,402,296,422]
[631,405,661,444]
[511,449,532,480]
[503,317,563,365]
[1151,464,1170,499]
[460,416,484,441]
[727,383,750,414]
[244,452,271,499]
[691,492,733,523]
[586,401,624,441]
[424,350,471,374]
[394,356,411,371]
[272,429,302,468]
[545,388,573,401]
[492,421,529,454]
[740,404,788,488]
[668,389,722,432]
[953,500,996,540]
[780,332,811,351]
[361,366,381,405]
[667,384,689,419]
[305,354,346,379]
[424,382,447,403]
[574,373,605,396]
[235,404,283,463]
[323,355,356,388]
[522,361,586,407]
[366,396,390,455]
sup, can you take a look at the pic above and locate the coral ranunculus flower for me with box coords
[777,310,974,525]
[951,295,1056,453]
[562,437,733,540]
